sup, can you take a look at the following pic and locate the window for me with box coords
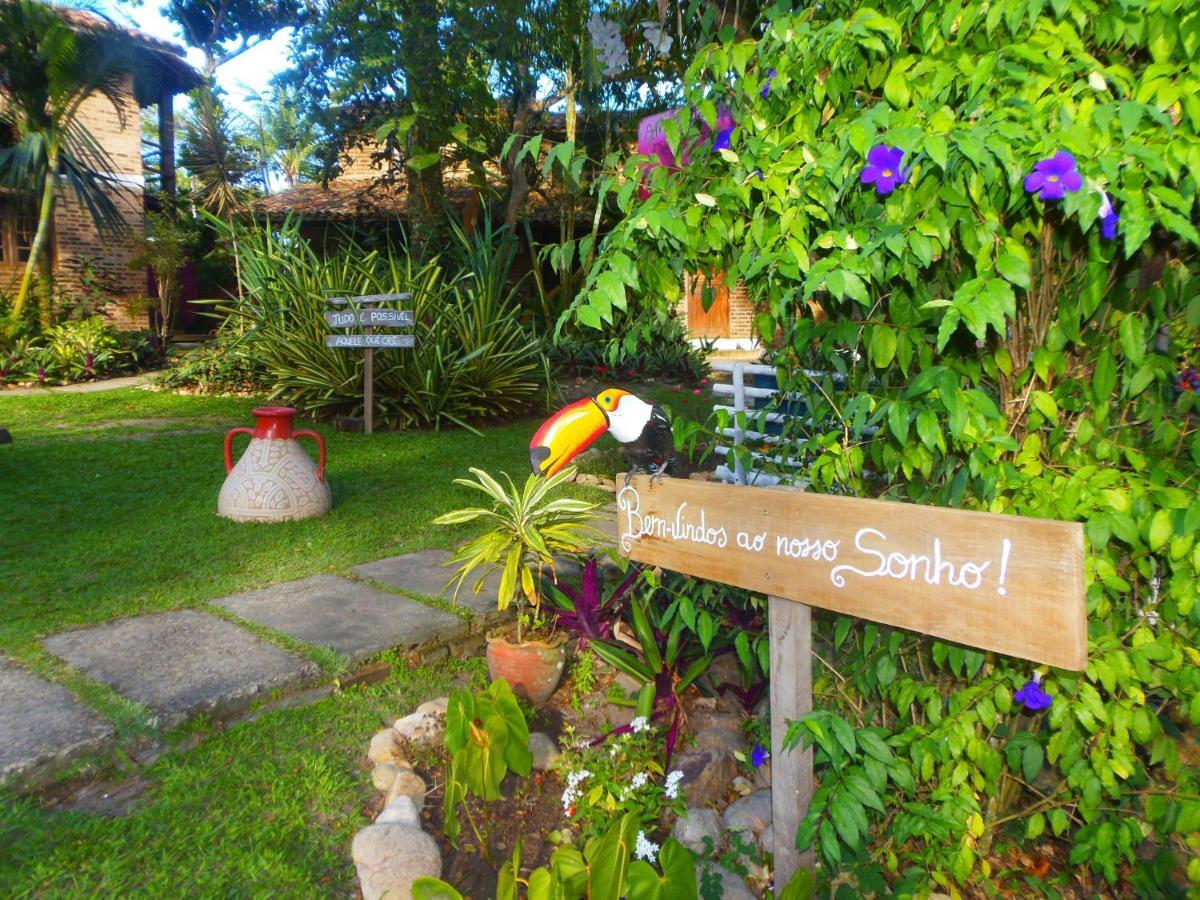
[0,197,37,265]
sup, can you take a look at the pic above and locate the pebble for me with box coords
[352,823,442,900]
[368,729,405,765]
[371,763,401,792]
[672,747,737,806]
[722,789,773,835]
[730,775,755,796]
[528,732,561,770]
[376,795,421,827]
[393,710,444,745]
[671,807,722,854]
[415,696,449,718]
[695,863,756,900]
[694,726,744,756]
[384,770,428,807]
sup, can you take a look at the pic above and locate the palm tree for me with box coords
[0,1,138,333]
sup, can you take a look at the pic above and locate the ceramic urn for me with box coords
[218,406,331,522]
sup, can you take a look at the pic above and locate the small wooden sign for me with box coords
[325,309,415,328]
[326,292,413,305]
[616,475,1086,670]
[325,334,416,349]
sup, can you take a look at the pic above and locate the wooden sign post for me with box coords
[324,294,414,434]
[614,475,1087,893]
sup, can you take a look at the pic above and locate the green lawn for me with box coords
[0,655,487,898]
[0,387,603,654]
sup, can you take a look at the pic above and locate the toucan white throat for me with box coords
[607,394,654,444]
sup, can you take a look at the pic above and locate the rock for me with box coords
[695,863,756,900]
[371,762,402,792]
[672,747,737,806]
[384,769,428,807]
[671,807,722,855]
[760,823,774,852]
[416,696,449,718]
[528,732,560,770]
[368,729,406,765]
[376,795,421,827]
[731,775,754,796]
[393,710,444,746]
[352,823,442,900]
[722,789,773,835]
[689,708,745,735]
[752,761,772,789]
[614,672,641,695]
[694,726,744,756]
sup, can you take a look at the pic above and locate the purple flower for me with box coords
[712,126,733,153]
[860,145,908,195]
[751,742,769,768]
[761,68,777,99]
[1024,151,1083,201]
[1014,673,1053,711]
[1098,192,1119,240]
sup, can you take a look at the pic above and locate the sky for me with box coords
[93,1,295,113]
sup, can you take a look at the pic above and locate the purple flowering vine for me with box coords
[1014,673,1053,711]
[860,145,909,195]
[761,68,777,99]
[1098,191,1120,240]
[1024,151,1083,201]
[751,742,770,768]
[712,126,733,153]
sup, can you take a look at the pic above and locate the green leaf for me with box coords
[996,253,1031,289]
[916,409,940,450]
[586,814,639,900]
[412,877,465,900]
[869,327,897,368]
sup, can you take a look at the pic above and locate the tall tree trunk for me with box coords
[504,90,539,228]
[10,158,58,333]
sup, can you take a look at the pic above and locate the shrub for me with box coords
[550,306,711,382]
[0,317,157,384]
[213,215,552,430]
[153,327,269,395]
[571,0,1200,893]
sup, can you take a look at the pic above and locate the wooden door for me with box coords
[687,272,731,338]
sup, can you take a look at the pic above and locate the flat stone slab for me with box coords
[216,575,463,664]
[0,657,115,785]
[353,551,502,620]
[43,610,319,727]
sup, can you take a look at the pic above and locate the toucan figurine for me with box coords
[530,388,675,479]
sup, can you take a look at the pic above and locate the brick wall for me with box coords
[52,73,148,328]
[679,272,759,340]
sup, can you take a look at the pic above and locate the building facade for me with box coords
[0,6,201,328]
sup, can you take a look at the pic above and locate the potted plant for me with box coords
[433,466,601,703]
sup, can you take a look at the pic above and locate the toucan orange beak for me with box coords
[530,398,609,476]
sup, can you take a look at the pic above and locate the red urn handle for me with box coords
[224,427,255,474]
[294,429,327,481]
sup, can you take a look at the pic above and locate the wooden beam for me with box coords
[770,596,814,895]
[158,87,176,200]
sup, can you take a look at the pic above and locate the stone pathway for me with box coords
[0,505,620,788]
[0,373,154,397]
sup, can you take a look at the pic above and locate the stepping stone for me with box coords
[216,574,463,664]
[43,610,319,727]
[353,551,502,620]
[0,657,114,785]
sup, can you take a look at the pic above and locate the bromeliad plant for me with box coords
[441,678,533,851]
[434,466,601,642]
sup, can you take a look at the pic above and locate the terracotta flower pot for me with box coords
[486,634,567,705]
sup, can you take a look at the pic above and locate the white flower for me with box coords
[630,715,650,733]
[630,772,648,790]
[635,830,660,861]
[664,769,684,800]
[640,20,673,57]
[1088,71,1108,92]
[588,15,628,77]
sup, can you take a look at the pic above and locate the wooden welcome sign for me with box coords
[614,474,1087,894]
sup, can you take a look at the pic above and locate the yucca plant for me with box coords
[433,466,601,643]
[210,214,551,430]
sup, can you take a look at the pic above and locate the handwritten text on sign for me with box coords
[616,475,1086,670]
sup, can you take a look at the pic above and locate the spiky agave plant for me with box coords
[433,466,602,642]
